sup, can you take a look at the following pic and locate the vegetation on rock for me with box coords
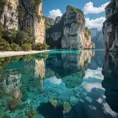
[35,43,49,50]
[15,31,32,45]
[68,5,84,17]
[22,43,32,51]
[10,43,22,51]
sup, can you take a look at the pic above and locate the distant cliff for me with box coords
[91,28,104,49]
[46,5,93,49]
[0,0,45,45]
[103,0,118,51]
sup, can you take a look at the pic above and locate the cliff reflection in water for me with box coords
[0,50,118,118]
[102,52,118,113]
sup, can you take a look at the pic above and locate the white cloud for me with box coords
[85,17,106,30]
[83,2,109,14]
[49,9,62,19]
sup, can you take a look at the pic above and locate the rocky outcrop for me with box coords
[55,16,61,24]
[0,0,19,30]
[19,0,45,44]
[103,0,118,51]
[91,28,104,49]
[46,5,93,49]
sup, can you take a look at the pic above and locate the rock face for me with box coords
[19,0,45,44]
[45,17,55,30]
[103,0,118,51]
[46,5,93,49]
[0,0,45,44]
[0,0,19,30]
[91,28,104,49]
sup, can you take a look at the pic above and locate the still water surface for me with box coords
[0,50,118,118]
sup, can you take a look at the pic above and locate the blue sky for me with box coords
[43,0,110,30]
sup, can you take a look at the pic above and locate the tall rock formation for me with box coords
[0,0,45,44]
[0,0,19,30]
[19,0,45,44]
[103,0,118,51]
[46,5,93,49]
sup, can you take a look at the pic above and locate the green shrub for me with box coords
[3,29,17,43]
[15,31,32,45]
[10,43,22,51]
[0,39,12,51]
[23,28,33,37]
[35,43,49,50]
[22,43,32,51]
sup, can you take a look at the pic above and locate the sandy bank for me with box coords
[0,50,50,58]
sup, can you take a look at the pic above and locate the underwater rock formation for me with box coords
[0,71,21,94]
[103,0,118,51]
[46,5,93,49]
[102,52,118,112]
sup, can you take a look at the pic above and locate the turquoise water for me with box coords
[0,50,118,118]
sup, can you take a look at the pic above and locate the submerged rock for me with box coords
[25,110,38,118]
[63,102,71,115]
[70,96,78,105]
[49,99,58,108]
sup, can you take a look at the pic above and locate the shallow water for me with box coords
[0,50,118,118]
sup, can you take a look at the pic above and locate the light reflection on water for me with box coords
[0,50,118,118]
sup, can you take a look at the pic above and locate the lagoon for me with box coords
[0,50,118,118]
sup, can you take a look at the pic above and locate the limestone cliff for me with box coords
[0,0,19,30]
[46,5,93,49]
[103,0,118,51]
[0,0,45,44]
[19,0,45,44]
